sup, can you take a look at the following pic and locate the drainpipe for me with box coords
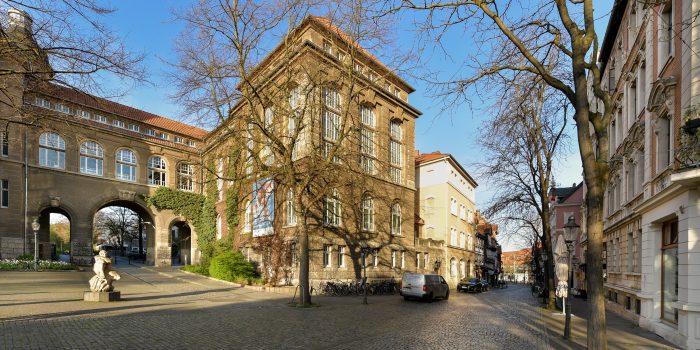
[23,127,28,254]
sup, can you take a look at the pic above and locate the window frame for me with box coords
[79,140,104,176]
[148,155,168,186]
[38,132,66,169]
[115,148,137,182]
[1,179,8,208]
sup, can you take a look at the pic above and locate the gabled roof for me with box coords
[549,182,583,204]
[415,151,478,187]
[32,83,209,140]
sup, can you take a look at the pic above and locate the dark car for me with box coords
[457,277,482,293]
[480,279,490,291]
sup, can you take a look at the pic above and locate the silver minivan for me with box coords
[399,272,450,301]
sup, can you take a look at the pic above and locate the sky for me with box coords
[89,0,614,250]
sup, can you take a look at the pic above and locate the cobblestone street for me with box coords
[0,265,670,349]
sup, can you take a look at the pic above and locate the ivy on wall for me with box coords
[146,150,245,267]
[144,158,218,266]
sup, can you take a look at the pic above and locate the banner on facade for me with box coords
[253,178,274,237]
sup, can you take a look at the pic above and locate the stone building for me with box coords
[475,212,501,285]
[202,16,421,286]
[595,0,700,347]
[548,182,585,292]
[0,9,206,265]
[414,151,478,286]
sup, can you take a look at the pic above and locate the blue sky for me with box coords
[97,1,614,249]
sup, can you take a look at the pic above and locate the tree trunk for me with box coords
[299,218,311,306]
[586,185,607,349]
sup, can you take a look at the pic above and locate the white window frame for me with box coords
[39,132,66,169]
[177,163,194,192]
[361,195,374,232]
[286,188,297,226]
[79,141,104,176]
[148,156,167,186]
[337,246,345,267]
[391,203,401,235]
[116,149,137,181]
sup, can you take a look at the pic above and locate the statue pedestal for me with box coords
[84,291,120,302]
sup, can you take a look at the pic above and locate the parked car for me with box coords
[480,279,490,291]
[457,277,483,293]
[399,272,450,301]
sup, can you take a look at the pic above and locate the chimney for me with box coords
[415,149,420,157]
[7,8,32,33]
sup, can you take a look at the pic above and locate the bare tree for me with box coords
[479,74,568,309]
[388,1,614,347]
[170,0,411,306]
[0,0,144,128]
[93,207,139,254]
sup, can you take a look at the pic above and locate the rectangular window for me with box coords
[635,299,641,315]
[424,253,429,270]
[79,110,90,119]
[635,229,642,273]
[1,179,8,208]
[337,246,345,267]
[627,232,634,272]
[323,110,341,142]
[146,129,156,136]
[323,245,332,267]
[129,124,140,132]
[34,97,50,108]
[400,251,405,269]
[450,228,458,247]
[661,219,679,323]
[113,120,125,128]
[416,252,421,270]
[372,249,379,268]
[93,114,108,124]
[159,132,169,140]
[391,250,397,268]
[1,131,7,156]
[187,140,196,147]
[174,136,184,144]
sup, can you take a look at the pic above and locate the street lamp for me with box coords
[563,215,580,340]
[359,241,370,305]
[31,217,40,272]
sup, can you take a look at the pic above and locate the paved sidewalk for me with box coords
[540,296,678,349]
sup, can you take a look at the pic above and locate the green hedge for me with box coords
[208,251,258,284]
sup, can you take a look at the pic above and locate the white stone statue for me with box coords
[89,250,121,292]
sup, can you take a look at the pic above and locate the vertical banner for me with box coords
[253,178,275,237]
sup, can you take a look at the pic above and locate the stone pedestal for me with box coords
[84,291,120,302]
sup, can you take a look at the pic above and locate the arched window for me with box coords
[177,162,194,192]
[468,234,473,250]
[148,156,167,186]
[116,149,136,181]
[39,132,65,169]
[450,257,457,277]
[361,195,374,232]
[391,203,401,235]
[79,141,103,176]
[216,215,223,240]
[324,188,341,227]
[460,259,466,278]
[244,200,252,233]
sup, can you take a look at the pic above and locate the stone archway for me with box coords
[36,206,73,261]
[91,199,156,266]
[170,221,192,266]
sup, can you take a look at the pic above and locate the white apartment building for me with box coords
[595,1,700,348]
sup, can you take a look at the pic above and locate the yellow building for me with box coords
[415,151,478,286]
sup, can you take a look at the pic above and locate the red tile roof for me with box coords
[34,84,209,140]
[415,151,450,164]
[308,16,414,93]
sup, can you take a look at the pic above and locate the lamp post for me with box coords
[31,217,40,272]
[360,241,369,305]
[563,215,580,340]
